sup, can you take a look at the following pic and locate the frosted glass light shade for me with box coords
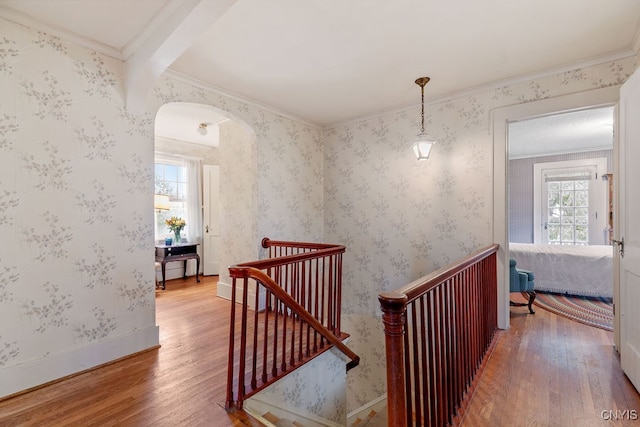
[412,133,436,160]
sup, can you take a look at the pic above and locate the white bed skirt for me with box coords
[509,243,613,298]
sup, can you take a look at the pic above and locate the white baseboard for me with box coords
[217,279,233,300]
[245,396,343,427]
[157,263,187,282]
[0,325,159,399]
[217,280,266,311]
[347,394,387,421]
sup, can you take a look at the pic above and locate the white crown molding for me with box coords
[124,0,236,114]
[326,48,637,129]
[633,25,640,56]
[0,5,123,60]
[1,4,636,130]
[164,69,322,130]
[121,0,186,61]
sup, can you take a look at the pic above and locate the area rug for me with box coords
[524,291,613,331]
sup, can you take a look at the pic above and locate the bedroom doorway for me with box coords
[492,86,620,331]
[508,107,613,247]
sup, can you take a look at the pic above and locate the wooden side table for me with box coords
[155,243,200,290]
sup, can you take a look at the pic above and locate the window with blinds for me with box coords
[533,158,607,246]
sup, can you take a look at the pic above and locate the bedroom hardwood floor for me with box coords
[0,279,638,426]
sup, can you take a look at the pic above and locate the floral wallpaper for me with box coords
[0,11,637,419]
[0,16,325,398]
[218,118,258,289]
[250,347,347,425]
[0,19,153,389]
[326,57,637,410]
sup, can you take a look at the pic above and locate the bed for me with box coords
[509,243,613,298]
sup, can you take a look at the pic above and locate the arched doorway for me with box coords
[153,102,258,299]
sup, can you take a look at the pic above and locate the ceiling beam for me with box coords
[124,0,237,114]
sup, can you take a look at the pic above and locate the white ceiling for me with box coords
[509,106,614,159]
[0,0,639,148]
[171,0,640,125]
[155,103,228,147]
[0,0,168,56]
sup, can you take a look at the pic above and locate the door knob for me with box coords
[613,237,624,258]
[205,225,209,233]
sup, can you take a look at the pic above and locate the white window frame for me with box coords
[154,155,189,241]
[533,158,607,245]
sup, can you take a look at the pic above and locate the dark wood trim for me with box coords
[379,244,500,426]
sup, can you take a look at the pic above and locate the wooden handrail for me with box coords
[230,266,360,369]
[380,244,500,304]
[379,244,499,427]
[235,245,346,271]
[261,237,342,250]
[226,238,356,410]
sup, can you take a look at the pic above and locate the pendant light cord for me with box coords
[420,85,425,134]
[415,77,430,134]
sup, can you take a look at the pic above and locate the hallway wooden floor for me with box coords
[0,278,638,426]
[0,276,260,427]
[460,294,640,427]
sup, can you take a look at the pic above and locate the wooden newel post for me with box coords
[379,291,408,427]
[226,267,251,409]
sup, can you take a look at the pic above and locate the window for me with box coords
[534,158,607,245]
[544,170,591,245]
[155,161,189,240]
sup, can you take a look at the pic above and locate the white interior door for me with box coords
[619,67,640,392]
[203,165,221,275]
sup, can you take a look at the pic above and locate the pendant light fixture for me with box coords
[412,77,436,160]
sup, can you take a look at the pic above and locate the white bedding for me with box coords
[509,243,613,298]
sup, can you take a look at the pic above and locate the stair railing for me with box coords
[378,244,499,427]
[225,238,359,410]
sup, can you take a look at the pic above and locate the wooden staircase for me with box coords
[378,244,499,426]
[255,409,388,427]
[349,407,386,427]
[226,238,359,413]
[262,411,307,427]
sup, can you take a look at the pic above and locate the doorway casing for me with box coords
[491,85,620,337]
